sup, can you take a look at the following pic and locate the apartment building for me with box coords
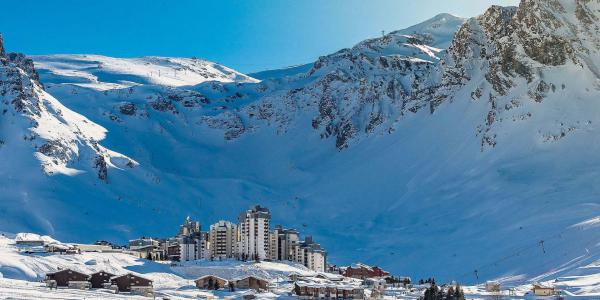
[209,220,238,259]
[238,205,271,260]
[269,225,299,261]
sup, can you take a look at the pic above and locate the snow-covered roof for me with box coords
[46,243,73,250]
[294,281,361,290]
[110,273,152,282]
[315,272,344,281]
[233,275,270,282]
[195,275,229,282]
[15,233,57,243]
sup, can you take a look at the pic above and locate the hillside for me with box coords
[1,0,600,285]
[33,54,258,90]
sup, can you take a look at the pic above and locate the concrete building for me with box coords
[179,236,197,262]
[198,231,211,259]
[128,238,159,250]
[179,232,210,261]
[210,220,238,259]
[128,238,166,260]
[238,205,271,260]
[269,225,299,261]
[179,216,201,237]
[293,236,327,272]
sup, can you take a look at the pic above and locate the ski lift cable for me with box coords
[453,224,600,282]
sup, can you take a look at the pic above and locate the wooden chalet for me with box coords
[89,271,115,288]
[234,276,270,291]
[532,283,556,296]
[485,281,501,292]
[194,275,228,290]
[289,272,303,282]
[44,269,89,287]
[110,273,153,293]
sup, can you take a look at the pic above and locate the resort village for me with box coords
[127,205,327,273]
[2,205,571,299]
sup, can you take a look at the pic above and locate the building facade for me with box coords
[269,225,299,261]
[179,216,201,237]
[179,236,197,262]
[293,236,327,272]
[209,220,238,259]
[238,205,271,260]
[126,207,327,271]
[179,229,210,261]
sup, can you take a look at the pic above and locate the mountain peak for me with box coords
[431,12,464,21]
[391,12,467,49]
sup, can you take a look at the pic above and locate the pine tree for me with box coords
[445,286,455,300]
[454,284,465,300]
[424,284,440,300]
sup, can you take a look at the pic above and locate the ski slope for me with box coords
[33,54,258,90]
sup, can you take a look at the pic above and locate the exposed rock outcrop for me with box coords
[0,33,137,179]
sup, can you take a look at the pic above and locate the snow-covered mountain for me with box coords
[33,54,257,90]
[2,0,600,285]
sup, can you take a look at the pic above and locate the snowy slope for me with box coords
[33,54,258,90]
[392,13,468,49]
[249,63,314,81]
[1,0,600,287]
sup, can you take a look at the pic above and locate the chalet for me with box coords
[130,245,160,260]
[44,269,89,287]
[89,271,115,288]
[485,281,501,292]
[289,272,303,282]
[343,264,389,279]
[110,273,153,293]
[315,272,344,282]
[44,243,77,254]
[74,243,112,252]
[234,276,270,292]
[194,275,228,290]
[532,283,556,296]
[363,278,386,290]
[294,282,364,299]
[16,236,48,253]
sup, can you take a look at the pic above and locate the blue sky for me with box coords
[1,0,518,73]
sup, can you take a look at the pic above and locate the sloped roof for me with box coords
[110,273,153,282]
[195,274,229,282]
